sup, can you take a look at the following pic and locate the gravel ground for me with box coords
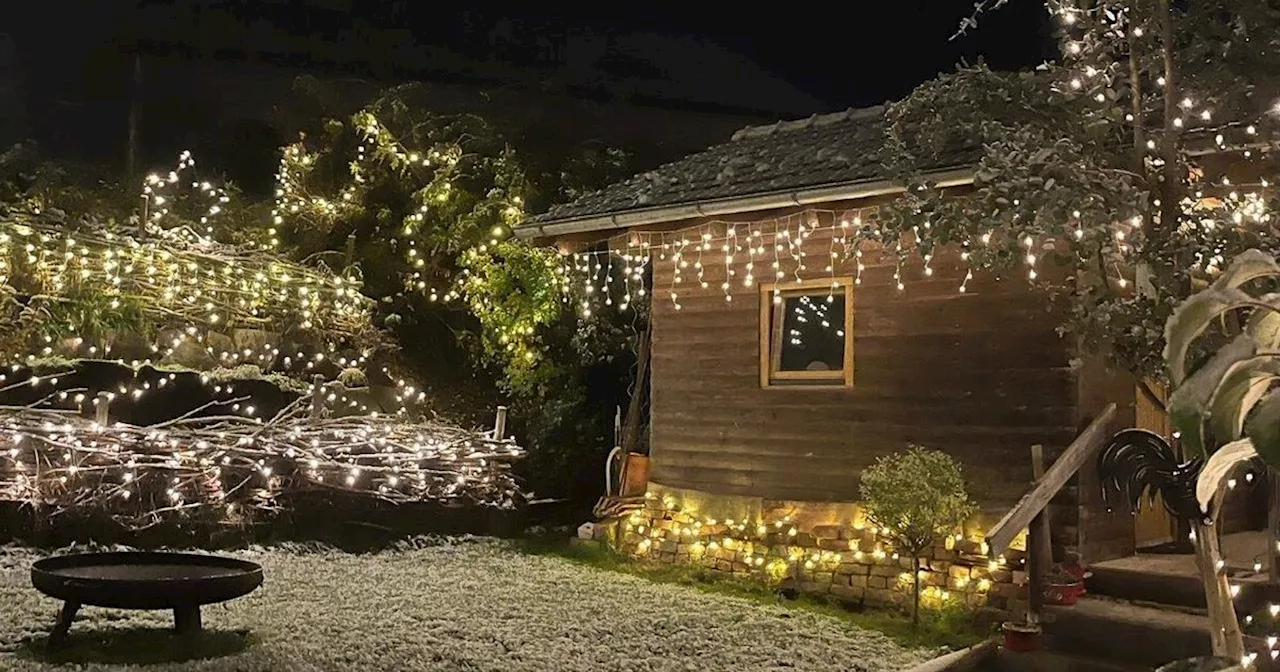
[0,538,930,672]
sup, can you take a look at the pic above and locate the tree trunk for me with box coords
[621,319,651,455]
[1194,521,1245,659]
[912,555,921,627]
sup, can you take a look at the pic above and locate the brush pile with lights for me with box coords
[0,150,527,530]
[0,390,523,529]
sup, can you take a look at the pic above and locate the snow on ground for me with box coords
[0,538,930,672]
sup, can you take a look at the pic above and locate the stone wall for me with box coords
[591,489,1029,617]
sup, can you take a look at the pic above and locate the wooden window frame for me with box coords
[758,277,854,389]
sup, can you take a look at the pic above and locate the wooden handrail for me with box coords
[985,402,1117,557]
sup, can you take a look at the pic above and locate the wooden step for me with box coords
[1042,596,1212,667]
[993,648,1146,672]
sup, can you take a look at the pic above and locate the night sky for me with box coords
[487,2,1056,109]
[1,1,1053,171]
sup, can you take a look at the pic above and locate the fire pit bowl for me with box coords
[31,552,263,648]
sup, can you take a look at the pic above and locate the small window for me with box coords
[759,278,854,388]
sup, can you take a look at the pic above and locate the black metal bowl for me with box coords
[31,552,263,610]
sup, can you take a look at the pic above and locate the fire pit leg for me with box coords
[173,605,202,637]
[47,601,80,649]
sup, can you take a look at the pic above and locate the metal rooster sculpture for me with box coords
[1096,429,1210,524]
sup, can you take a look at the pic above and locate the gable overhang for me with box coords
[515,166,976,240]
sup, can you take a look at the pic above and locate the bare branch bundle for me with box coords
[0,395,525,530]
[0,211,381,346]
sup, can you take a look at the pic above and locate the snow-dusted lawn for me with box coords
[0,538,930,672]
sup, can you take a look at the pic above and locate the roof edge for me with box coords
[515,166,975,240]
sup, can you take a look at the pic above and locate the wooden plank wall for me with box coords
[647,206,1080,515]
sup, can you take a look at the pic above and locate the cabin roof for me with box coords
[518,105,979,236]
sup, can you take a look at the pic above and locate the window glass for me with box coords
[777,294,846,372]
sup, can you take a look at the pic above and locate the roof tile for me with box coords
[528,105,971,226]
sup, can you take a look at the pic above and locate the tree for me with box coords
[268,82,645,501]
[882,1,1280,657]
[860,446,975,625]
[879,0,1280,401]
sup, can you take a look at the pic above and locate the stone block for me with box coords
[929,559,951,572]
[866,588,894,605]
[793,533,817,547]
[812,524,843,539]
[818,538,848,551]
[831,584,865,601]
[949,565,972,581]
[871,565,900,578]
[1012,571,1027,585]
[837,562,870,576]
[994,582,1025,599]
[811,572,833,585]
[849,575,868,588]
[869,576,888,589]
[800,581,822,593]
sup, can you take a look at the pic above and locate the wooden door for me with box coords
[1134,382,1175,547]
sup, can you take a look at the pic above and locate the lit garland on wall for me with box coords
[621,491,1020,607]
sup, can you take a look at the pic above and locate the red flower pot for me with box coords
[1043,580,1085,606]
[1002,621,1042,652]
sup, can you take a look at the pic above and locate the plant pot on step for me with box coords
[1001,621,1041,653]
[1042,578,1085,606]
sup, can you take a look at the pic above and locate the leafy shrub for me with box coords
[860,446,975,625]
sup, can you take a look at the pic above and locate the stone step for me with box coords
[1087,563,1270,614]
[1042,596,1212,668]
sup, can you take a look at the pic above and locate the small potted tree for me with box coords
[860,445,976,626]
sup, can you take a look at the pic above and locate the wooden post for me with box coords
[1028,444,1053,623]
[1270,467,1280,584]
[492,406,507,440]
[309,374,325,420]
[95,392,111,426]
[344,234,357,268]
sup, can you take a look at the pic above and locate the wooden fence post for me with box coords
[492,406,507,440]
[309,374,326,420]
[1270,468,1280,584]
[1028,444,1053,623]
[95,391,111,426]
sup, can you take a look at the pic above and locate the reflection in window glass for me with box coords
[777,294,846,372]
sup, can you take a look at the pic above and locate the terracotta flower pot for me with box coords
[1002,621,1042,652]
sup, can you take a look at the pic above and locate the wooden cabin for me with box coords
[516,107,1265,613]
